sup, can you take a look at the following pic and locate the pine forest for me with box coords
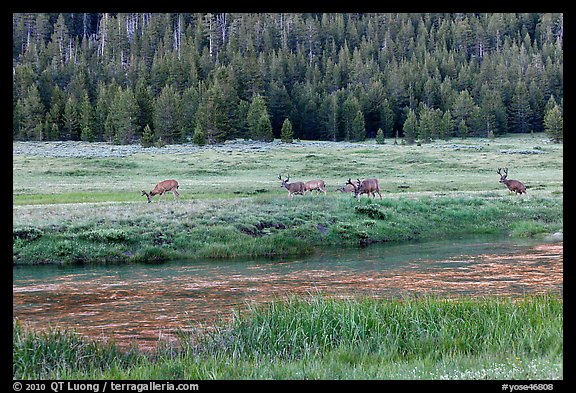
[12,13,564,145]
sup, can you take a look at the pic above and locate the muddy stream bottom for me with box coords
[13,237,563,350]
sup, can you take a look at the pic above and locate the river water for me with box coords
[13,236,563,350]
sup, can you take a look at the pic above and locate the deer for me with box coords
[336,183,356,193]
[278,174,305,198]
[346,178,382,202]
[304,179,327,195]
[142,179,180,203]
[497,168,526,195]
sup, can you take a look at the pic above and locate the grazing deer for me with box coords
[336,183,356,193]
[142,179,180,203]
[304,179,327,195]
[497,168,526,195]
[346,178,383,202]
[278,174,305,198]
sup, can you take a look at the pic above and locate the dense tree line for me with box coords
[13,13,563,145]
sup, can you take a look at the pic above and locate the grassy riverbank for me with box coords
[13,294,563,379]
[12,193,563,265]
[13,134,563,265]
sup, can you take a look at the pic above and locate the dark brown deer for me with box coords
[346,178,382,202]
[497,168,526,195]
[142,179,180,203]
[278,174,305,198]
[304,179,327,195]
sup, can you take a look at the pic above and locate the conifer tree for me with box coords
[63,95,81,140]
[195,79,231,144]
[117,88,138,144]
[457,119,469,138]
[544,104,563,143]
[80,93,94,142]
[280,118,294,143]
[255,113,274,142]
[247,95,270,140]
[135,79,155,139]
[192,124,207,146]
[234,99,251,139]
[342,94,361,141]
[479,84,507,136]
[375,128,385,144]
[320,91,341,142]
[452,90,475,137]
[350,110,366,141]
[439,110,454,141]
[105,87,138,144]
[403,108,417,144]
[153,85,182,144]
[141,124,155,147]
[13,100,23,140]
[20,85,45,140]
[180,86,199,140]
[509,80,532,133]
[379,99,394,139]
[417,104,433,143]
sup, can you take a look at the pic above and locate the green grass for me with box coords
[14,192,138,205]
[12,193,563,265]
[13,134,563,203]
[13,134,563,265]
[13,294,563,379]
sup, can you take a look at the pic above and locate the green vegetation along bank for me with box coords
[13,294,563,379]
[13,193,563,265]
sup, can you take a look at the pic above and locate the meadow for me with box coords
[13,134,563,265]
[13,134,563,380]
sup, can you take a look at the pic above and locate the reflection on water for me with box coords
[13,237,563,350]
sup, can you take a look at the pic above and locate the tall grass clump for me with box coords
[190,294,563,363]
[13,320,140,379]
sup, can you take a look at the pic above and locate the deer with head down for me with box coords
[142,179,180,203]
[304,179,326,195]
[336,183,356,193]
[497,168,526,195]
[346,178,382,202]
[278,174,305,198]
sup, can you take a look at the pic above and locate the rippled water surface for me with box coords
[13,236,563,349]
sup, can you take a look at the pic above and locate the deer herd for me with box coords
[142,168,526,203]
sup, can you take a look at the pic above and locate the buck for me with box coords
[278,174,305,198]
[142,179,180,203]
[346,178,382,202]
[304,179,327,195]
[497,168,526,195]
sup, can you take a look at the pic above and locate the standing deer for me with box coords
[346,178,382,202]
[304,179,327,195]
[142,179,180,203]
[497,168,526,195]
[278,174,305,198]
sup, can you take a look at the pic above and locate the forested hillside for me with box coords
[13,13,563,145]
